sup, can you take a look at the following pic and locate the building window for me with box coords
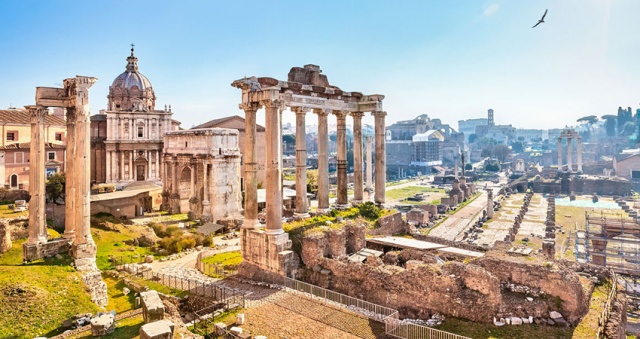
[15,152,24,164]
[138,127,144,138]
[6,131,17,141]
[55,133,63,141]
[10,174,17,188]
[48,152,56,161]
[632,171,640,180]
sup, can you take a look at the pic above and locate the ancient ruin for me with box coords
[162,128,241,222]
[232,64,386,278]
[557,128,583,172]
[22,76,108,306]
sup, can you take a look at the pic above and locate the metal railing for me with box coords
[256,275,471,339]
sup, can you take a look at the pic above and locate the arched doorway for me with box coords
[179,166,192,212]
[10,174,17,188]
[134,153,148,181]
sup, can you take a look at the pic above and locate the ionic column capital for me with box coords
[291,107,311,115]
[313,108,332,116]
[371,110,387,117]
[240,102,261,113]
[260,98,284,109]
[350,111,365,119]
[333,110,349,120]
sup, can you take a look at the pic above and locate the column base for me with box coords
[333,203,349,210]
[264,228,285,235]
[315,208,330,215]
[63,230,75,241]
[242,218,261,229]
[239,228,298,277]
[351,200,363,206]
[22,237,71,262]
[293,212,310,220]
[27,236,48,246]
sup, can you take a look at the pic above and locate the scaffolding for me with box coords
[575,212,640,276]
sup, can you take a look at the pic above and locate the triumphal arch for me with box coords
[232,64,386,277]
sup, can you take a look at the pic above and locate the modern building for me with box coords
[411,130,444,167]
[91,47,181,186]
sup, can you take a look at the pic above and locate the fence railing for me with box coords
[253,275,471,339]
[196,251,238,278]
[596,272,618,339]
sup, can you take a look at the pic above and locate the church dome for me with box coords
[107,46,156,112]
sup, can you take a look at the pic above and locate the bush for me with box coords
[180,237,196,250]
[203,235,214,247]
[149,223,167,237]
[358,201,382,220]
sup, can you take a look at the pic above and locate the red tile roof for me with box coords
[0,109,66,126]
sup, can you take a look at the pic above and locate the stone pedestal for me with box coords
[22,238,71,262]
[141,290,165,323]
[542,240,556,259]
[239,228,298,277]
[91,313,115,336]
[140,320,175,339]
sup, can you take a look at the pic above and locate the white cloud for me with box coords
[483,3,500,16]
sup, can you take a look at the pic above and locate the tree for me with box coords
[481,146,493,158]
[306,169,318,194]
[468,133,478,144]
[577,115,598,135]
[601,115,617,137]
[493,144,512,163]
[511,141,524,153]
[46,172,65,203]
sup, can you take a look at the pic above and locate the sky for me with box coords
[1,0,639,131]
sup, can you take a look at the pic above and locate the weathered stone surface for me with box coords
[230,327,243,335]
[370,212,410,236]
[139,319,175,339]
[0,220,11,253]
[90,313,115,336]
[141,290,165,323]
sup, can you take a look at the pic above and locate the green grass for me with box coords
[125,275,188,298]
[92,223,155,270]
[201,251,243,270]
[67,314,144,339]
[0,204,28,217]
[436,317,572,339]
[0,240,100,338]
[386,186,445,202]
[103,275,136,314]
[573,281,611,339]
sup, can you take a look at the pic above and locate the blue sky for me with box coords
[1,0,639,130]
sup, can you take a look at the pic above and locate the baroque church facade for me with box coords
[91,47,180,186]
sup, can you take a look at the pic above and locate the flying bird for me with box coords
[532,9,548,28]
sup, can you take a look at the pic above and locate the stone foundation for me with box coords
[239,228,298,277]
[73,241,108,307]
[22,237,71,262]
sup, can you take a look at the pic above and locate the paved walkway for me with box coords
[429,191,488,241]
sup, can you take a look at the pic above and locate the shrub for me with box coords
[203,235,214,247]
[358,201,382,220]
[149,222,167,237]
[180,237,196,250]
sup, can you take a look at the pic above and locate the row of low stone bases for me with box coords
[238,228,299,281]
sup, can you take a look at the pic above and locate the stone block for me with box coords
[90,313,115,336]
[230,327,243,335]
[145,255,154,263]
[510,317,522,325]
[141,290,165,323]
[236,313,245,325]
[139,319,175,339]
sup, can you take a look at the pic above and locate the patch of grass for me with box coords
[386,186,446,201]
[201,251,243,270]
[573,280,612,339]
[0,204,28,217]
[0,240,100,338]
[126,275,188,298]
[67,314,144,339]
[92,223,155,270]
[103,275,136,313]
[436,316,572,339]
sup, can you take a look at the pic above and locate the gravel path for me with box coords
[429,191,488,241]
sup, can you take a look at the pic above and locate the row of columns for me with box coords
[557,136,583,172]
[241,101,386,235]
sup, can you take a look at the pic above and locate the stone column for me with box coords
[156,150,160,179]
[365,136,373,200]
[71,77,98,253]
[105,150,112,183]
[129,151,134,180]
[242,103,260,229]
[351,112,364,204]
[27,106,48,245]
[567,137,573,171]
[557,137,562,169]
[147,151,151,180]
[486,188,494,219]
[202,162,212,222]
[263,99,284,234]
[120,151,124,181]
[190,163,196,198]
[293,107,309,217]
[315,108,330,212]
[372,111,387,206]
[577,137,583,172]
[64,108,76,240]
[334,110,348,208]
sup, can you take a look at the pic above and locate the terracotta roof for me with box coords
[192,115,265,132]
[0,142,66,150]
[0,109,66,126]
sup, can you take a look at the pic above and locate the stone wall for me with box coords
[22,237,71,262]
[298,251,591,324]
[369,212,412,236]
[300,222,367,268]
